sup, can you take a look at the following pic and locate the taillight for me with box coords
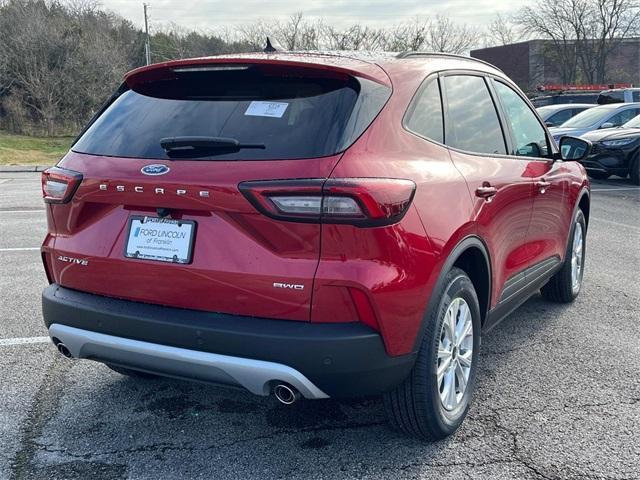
[239,178,416,227]
[41,167,83,204]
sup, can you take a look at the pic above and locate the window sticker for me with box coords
[245,101,289,118]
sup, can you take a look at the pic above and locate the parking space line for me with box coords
[0,210,46,213]
[592,187,640,192]
[0,179,10,185]
[591,216,640,231]
[0,336,50,346]
[0,247,40,252]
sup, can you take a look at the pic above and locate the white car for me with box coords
[549,103,640,143]
[537,103,594,127]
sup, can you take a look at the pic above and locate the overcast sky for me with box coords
[99,0,532,31]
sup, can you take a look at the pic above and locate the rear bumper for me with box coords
[42,285,416,398]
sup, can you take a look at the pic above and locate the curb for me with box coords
[0,165,49,172]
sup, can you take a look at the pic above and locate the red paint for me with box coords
[42,53,589,357]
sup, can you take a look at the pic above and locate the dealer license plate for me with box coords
[125,216,196,264]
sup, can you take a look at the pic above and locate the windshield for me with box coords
[73,66,390,160]
[623,114,640,129]
[536,106,557,119]
[561,106,618,128]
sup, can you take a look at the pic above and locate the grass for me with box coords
[0,130,74,166]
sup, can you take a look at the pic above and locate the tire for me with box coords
[383,267,481,441]
[541,209,586,303]
[106,364,158,379]
[629,154,640,185]
[588,171,610,180]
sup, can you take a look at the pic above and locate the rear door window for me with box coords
[442,75,506,155]
[72,66,390,161]
[404,77,444,143]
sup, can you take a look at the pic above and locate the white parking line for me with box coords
[592,187,640,192]
[0,210,45,213]
[0,336,50,346]
[0,247,40,252]
[0,179,10,185]
[591,216,640,231]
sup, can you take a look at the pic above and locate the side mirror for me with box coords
[558,136,592,161]
[600,122,614,129]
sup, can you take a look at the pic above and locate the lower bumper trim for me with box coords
[49,323,329,399]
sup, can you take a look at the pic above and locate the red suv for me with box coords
[41,52,591,440]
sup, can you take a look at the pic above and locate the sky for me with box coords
[99,0,533,32]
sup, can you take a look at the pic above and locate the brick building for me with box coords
[470,38,640,93]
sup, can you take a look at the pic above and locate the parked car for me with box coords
[40,51,591,440]
[597,88,640,104]
[530,93,598,107]
[579,114,640,183]
[549,102,640,143]
[537,103,594,127]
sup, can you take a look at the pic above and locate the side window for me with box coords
[493,81,549,158]
[404,77,444,143]
[607,109,638,126]
[442,75,506,155]
[633,91,640,102]
[548,109,572,126]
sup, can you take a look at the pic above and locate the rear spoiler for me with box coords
[124,55,392,89]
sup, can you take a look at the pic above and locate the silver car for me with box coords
[537,103,594,128]
[549,103,640,143]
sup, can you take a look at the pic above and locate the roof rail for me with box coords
[396,51,503,72]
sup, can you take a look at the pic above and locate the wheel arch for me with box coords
[413,236,492,352]
[577,188,590,230]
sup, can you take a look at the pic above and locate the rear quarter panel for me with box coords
[313,60,476,356]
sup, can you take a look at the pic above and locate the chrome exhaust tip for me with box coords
[273,383,300,405]
[56,342,73,359]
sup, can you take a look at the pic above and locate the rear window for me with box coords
[72,66,390,161]
[597,91,625,104]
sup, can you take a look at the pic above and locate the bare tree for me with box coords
[427,15,481,54]
[320,23,385,50]
[384,17,429,51]
[577,0,640,83]
[516,0,640,83]
[236,19,271,51]
[0,0,134,134]
[486,13,526,46]
[516,1,581,83]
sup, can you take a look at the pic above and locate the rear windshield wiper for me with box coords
[160,136,265,155]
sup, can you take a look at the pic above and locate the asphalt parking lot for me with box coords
[1,171,639,480]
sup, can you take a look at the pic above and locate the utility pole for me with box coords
[143,3,151,65]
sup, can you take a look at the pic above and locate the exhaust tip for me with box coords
[56,342,73,359]
[273,383,300,405]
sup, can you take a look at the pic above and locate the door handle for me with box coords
[475,185,498,201]
[536,180,551,193]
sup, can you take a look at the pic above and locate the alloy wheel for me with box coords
[571,221,584,294]
[437,297,474,411]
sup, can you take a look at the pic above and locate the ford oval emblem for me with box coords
[141,164,170,176]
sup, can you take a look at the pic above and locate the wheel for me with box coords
[384,267,481,440]
[629,154,640,185]
[106,364,158,379]
[588,171,610,180]
[541,209,586,302]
